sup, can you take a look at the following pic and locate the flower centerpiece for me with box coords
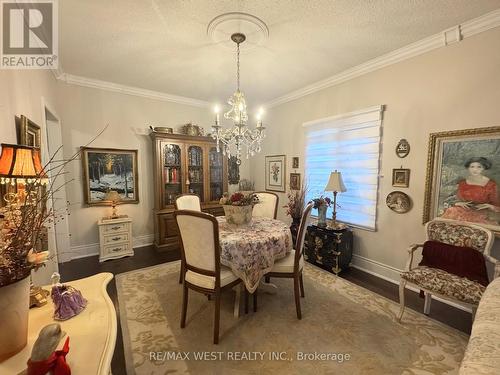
[219,192,259,225]
[312,196,331,227]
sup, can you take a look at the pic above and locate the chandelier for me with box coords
[211,33,265,165]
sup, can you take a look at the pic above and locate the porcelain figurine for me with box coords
[50,272,88,321]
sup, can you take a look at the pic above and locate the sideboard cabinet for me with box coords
[151,133,228,251]
[304,225,353,274]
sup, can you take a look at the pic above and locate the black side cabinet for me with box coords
[304,225,353,274]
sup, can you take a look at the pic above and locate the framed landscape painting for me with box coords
[423,126,500,234]
[265,155,286,192]
[81,147,139,205]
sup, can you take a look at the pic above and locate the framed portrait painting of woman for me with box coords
[423,126,500,234]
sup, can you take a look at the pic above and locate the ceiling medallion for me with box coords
[211,32,266,165]
[207,12,269,51]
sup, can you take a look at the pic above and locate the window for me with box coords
[303,105,383,230]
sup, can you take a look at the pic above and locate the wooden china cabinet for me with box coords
[151,132,228,251]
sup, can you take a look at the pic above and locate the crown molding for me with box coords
[57,73,211,108]
[265,8,500,108]
[52,9,500,110]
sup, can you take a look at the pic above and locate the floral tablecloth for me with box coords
[217,216,293,293]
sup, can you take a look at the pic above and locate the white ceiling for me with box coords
[60,0,500,106]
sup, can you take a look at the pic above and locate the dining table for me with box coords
[216,216,293,315]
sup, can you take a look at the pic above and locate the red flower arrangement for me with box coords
[220,192,259,206]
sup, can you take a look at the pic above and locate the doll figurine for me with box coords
[50,272,88,321]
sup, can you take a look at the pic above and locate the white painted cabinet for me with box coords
[97,217,133,262]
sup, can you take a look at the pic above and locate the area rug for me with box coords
[115,261,468,375]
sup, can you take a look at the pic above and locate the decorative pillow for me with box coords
[419,240,489,286]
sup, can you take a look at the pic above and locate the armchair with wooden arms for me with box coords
[398,219,497,322]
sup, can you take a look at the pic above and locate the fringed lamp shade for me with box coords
[0,144,47,185]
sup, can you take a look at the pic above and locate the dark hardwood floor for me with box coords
[59,246,471,374]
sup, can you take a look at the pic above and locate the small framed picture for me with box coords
[16,115,41,148]
[290,173,301,190]
[392,168,410,187]
[265,155,286,192]
[292,157,299,169]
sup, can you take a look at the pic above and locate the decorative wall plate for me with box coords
[386,191,412,213]
[396,139,410,158]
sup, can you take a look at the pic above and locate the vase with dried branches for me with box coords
[284,181,308,245]
[0,143,80,360]
[0,129,104,361]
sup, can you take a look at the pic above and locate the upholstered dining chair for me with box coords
[175,194,202,283]
[175,193,201,211]
[252,191,279,219]
[264,202,314,319]
[174,210,242,344]
[398,219,497,322]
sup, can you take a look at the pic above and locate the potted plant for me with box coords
[312,196,332,227]
[220,192,259,225]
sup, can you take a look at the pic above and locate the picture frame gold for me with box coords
[290,173,301,190]
[392,168,410,188]
[423,126,500,234]
[16,115,41,148]
[81,147,139,205]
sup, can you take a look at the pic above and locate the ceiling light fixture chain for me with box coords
[236,40,240,92]
[211,32,266,165]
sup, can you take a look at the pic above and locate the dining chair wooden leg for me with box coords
[244,289,249,314]
[214,291,221,345]
[397,280,407,322]
[178,260,184,284]
[299,273,305,298]
[181,283,188,328]
[253,290,258,312]
[294,275,302,320]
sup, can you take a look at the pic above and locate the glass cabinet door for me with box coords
[187,145,204,201]
[209,146,224,202]
[162,143,182,207]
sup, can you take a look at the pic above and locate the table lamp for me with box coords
[104,190,121,219]
[0,143,48,202]
[324,170,347,226]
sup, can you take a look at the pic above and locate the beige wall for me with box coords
[0,69,60,283]
[0,70,58,143]
[1,71,250,259]
[57,83,250,258]
[252,27,500,281]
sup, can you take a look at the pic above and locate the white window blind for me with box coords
[303,105,383,230]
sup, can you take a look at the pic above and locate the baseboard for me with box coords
[350,254,472,313]
[64,234,155,262]
[133,234,155,249]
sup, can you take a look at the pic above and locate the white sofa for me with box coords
[459,276,500,374]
